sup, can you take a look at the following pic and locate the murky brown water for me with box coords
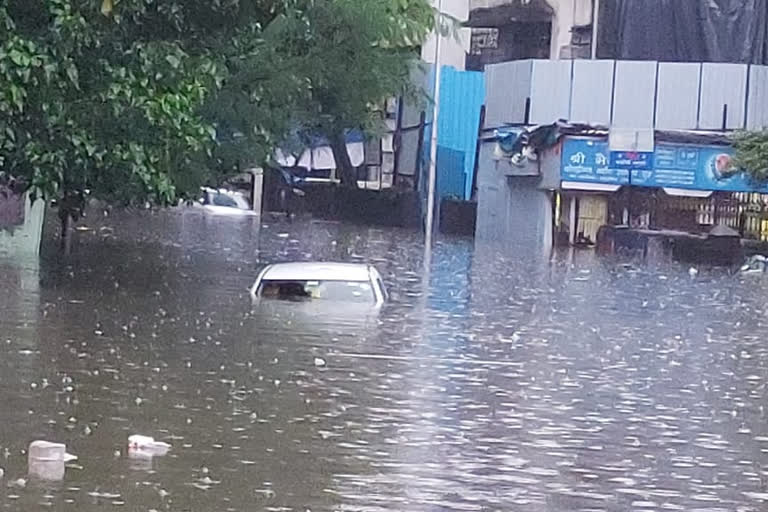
[3,209,768,511]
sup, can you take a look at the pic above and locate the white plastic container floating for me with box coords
[27,441,77,481]
[127,435,171,458]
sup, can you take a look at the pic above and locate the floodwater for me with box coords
[2,209,768,511]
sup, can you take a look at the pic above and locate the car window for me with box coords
[212,193,239,208]
[258,280,375,303]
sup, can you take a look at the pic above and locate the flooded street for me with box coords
[3,210,768,511]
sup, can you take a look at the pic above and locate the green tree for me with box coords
[262,0,435,187]
[0,0,291,247]
[0,0,436,252]
[733,130,768,183]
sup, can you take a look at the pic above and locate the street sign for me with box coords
[609,150,654,170]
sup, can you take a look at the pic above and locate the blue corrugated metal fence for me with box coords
[436,66,485,201]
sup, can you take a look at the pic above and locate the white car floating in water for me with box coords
[198,187,258,216]
[250,262,387,306]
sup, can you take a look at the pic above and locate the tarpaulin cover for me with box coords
[598,0,768,64]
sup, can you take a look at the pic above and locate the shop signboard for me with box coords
[561,138,629,185]
[561,137,768,193]
[631,144,766,193]
[609,128,655,171]
[610,151,654,171]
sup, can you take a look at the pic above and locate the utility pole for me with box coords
[424,0,443,248]
[422,0,444,304]
[591,0,600,60]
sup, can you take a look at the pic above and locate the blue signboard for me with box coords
[610,151,654,171]
[561,138,629,185]
[632,144,767,193]
[562,137,768,193]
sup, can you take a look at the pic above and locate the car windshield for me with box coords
[211,193,240,208]
[258,280,375,304]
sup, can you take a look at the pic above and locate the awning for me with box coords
[561,181,622,192]
[662,188,714,198]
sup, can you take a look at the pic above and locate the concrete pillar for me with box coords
[0,194,45,256]
[569,195,577,245]
[476,142,553,257]
[250,167,264,214]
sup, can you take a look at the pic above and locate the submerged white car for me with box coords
[199,187,258,216]
[250,262,387,306]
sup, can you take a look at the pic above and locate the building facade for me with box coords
[467,0,594,70]
[474,0,768,256]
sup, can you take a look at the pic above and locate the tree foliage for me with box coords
[0,0,435,215]
[733,130,768,183]
[262,0,435,186]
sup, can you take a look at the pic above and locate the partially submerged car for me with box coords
[198,187,258,216]
[250,262,387,307]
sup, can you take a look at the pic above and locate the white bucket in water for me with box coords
[27,441,77,481]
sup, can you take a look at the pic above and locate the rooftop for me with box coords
[261,262,374,282]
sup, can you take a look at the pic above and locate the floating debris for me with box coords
[27,441,77,481]
[128,435,171,458]
[87,491,122,500]
[8,478,26,488]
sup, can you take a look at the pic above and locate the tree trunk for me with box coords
[60,212,73,255]
[58,188,83,255]
[330,131,358,188]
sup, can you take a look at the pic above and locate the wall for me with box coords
[299,186,422,229]
[0,194,45,256]
[470,0,593,60]
[466,22,551,71]
[417,64,484,232]
[475,140,553,255]
[422,0,472,70]
[546,0,592,59]
[436,66,485,200]
[484,59,768,131]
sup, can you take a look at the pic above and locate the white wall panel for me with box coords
[656,62,701,130]
[699,63,747,130]
[570,60,615,125]
[612,61,657,128]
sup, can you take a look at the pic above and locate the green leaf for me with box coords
[66,63,79,88]
[8,49,27,67]
[16,67,31,83]
[43,63,57,83]
[165,55,181,69]
[8,84,24,111]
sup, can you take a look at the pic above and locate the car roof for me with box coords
[260,262,374,282]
